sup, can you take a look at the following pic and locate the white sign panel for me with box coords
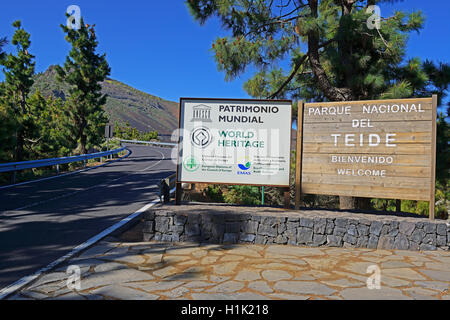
[178,98,292,187]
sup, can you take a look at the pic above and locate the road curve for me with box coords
[0,144,175,289]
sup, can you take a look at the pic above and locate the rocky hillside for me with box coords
[31,66,179,136]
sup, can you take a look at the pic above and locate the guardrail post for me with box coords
[11,170,16,184]
[56,164,60,174]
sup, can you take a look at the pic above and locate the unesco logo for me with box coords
[191,127,212,148]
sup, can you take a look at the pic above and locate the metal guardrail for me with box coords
[0,146,127,174]
[120,139,176,147]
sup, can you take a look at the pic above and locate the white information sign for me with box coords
[177,98,292,187]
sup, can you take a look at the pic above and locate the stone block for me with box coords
[312,234,327,246]
[388,228,399,237]
[347,224,357,236]
[436,224,447,236]
[223,233,238,244]
[155,216,170,233]
[333,227,346,236]
[186,223,200,236]
[343,234,356,245]
[313,217,327,234]
[377,236,394,249]
[393,234,409,250]
[367,235,379,249]
[225,222,240,233]
[380,224,390,236]
[369,221,383,236]
[143,233,154,242]
[325,219,335,235]
[144,211,155,220]
[424,222,436,234]
[255,235,267,245]
[419,243,437,251]
[258,223,277,237]
[422,233,436,246]
[174,215,187,226]
[409,241,420,251]
[297,227,313,244]
[436,235,446,247]
[327,235,343,247]
[241,221,259,234]
[275,235,288,244]
[357,224,369,237]
[335,218,348,228]
[286,221,299,230]
[142,221,154,233]
[278,222,287,234]
[261,216,278,226]
[356,236,369,248]
[299,218,314,228]
[399,221,415,236]
[239,233,256,243]
[411,229,424,243]
[169,225,184,234]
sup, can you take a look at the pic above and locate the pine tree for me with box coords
[187,0,450,210]
[28,90,75,158]
[0,37,7,61]
[56,18,111,155]
[0,21,37,162]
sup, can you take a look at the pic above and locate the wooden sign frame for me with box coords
[295,96,438,220]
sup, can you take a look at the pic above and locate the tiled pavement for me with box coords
[8,240,450,300]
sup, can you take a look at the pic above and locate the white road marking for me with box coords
[0,186,176,300]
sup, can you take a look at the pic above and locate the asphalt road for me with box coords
[0,144,175,290]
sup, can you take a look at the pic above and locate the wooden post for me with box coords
[175,182,182,205]
[429,94,437,220]
[395,200,401,212]
[284,187,290,209]
[295,101,304,210]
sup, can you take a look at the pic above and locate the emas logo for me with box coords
[237,160,251,175]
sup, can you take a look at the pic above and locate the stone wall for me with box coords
[140,204,450,251]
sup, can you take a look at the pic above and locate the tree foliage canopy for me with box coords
[187,0,448,105]
[56,18,111,154]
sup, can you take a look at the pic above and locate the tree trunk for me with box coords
[307,0,373,212]
[339,196,355,210]
[15,129,25,162]
[340,196,372,210]
[80,133,87,155]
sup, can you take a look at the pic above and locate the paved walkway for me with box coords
[9,240,450,300]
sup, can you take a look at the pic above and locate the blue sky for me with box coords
[0,0,449,104]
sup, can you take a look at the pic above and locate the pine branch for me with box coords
[267,38,335,99]
[268,54,308,99]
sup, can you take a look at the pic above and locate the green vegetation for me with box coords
[113,121,159,141]
[56,20,111,155]
[0,16,175,186]
[0,18,116,184]
[187,0,449,217]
